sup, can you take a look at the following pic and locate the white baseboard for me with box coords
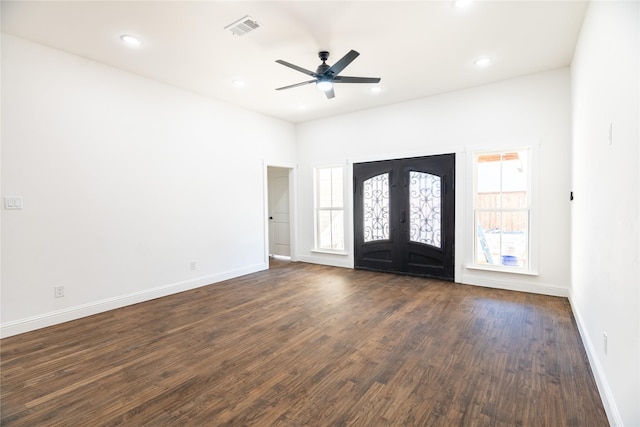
[294,259,569,297]
[461,273,569,297]
[568,294,623,427]
[0,262,268,339]
[296,254,353,269]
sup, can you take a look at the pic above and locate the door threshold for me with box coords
[269,255,292,261]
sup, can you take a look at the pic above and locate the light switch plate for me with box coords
[4,197,23,210]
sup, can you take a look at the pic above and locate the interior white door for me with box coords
[268,167,291,257]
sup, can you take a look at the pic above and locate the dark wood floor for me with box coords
[1,260,607,426]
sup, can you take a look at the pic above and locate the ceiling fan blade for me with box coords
[325,50,360,76]
[275,60,318,77]
[333,76,381,84]
[325,87,336,99]
[275,80,317,91]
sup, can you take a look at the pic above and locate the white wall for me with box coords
[296,68,572,296]
[1,35,296,337]
[570,1,640,426]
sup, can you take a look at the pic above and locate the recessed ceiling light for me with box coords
[120,34,143,47]
[474,57,492,67]
[453,0,473,8]
[232,80,246,87]
[370,86,382,93]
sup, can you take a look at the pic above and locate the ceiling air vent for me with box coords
[225,15,260,36]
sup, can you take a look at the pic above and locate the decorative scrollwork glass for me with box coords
[363,173,390,242]
[409,171,441,248]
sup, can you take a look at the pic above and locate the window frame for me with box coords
[468,145,539,275]
[313,165,347,254]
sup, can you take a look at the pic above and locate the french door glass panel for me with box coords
[408,171,442,248]
[363,173,390,242]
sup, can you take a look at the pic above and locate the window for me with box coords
[473,148,531,270]
[315,166,345,251]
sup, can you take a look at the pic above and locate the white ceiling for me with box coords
[1,1,588,123]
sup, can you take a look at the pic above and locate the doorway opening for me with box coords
[267,166,293,261]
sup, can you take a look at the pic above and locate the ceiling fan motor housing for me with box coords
[316,63,331,74]
[317,51,331,74]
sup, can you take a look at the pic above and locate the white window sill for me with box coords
[465,264,539,276]
[311,249,349,256]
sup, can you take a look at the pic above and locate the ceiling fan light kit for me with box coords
[316,80,333,92]
[275,50,381,99]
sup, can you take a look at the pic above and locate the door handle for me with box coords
[400,210,406,223]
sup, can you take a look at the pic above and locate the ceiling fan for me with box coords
[275,50,381,99]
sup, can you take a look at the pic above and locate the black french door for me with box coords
[354,154,455,280]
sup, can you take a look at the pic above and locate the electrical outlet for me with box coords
[190,261,197,271]
[603,332,608,355]
[54,285,65,298]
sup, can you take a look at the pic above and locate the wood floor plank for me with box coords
[1,260,608,426]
